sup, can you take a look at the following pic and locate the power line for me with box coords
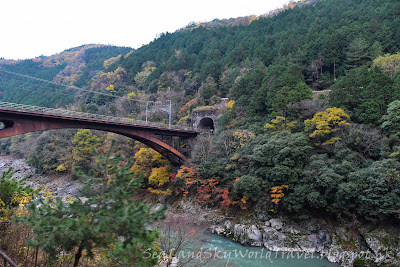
[0,67,148,104]
[0,67,174,122]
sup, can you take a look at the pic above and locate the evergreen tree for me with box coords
[19,142,165,267]
[381,100,400,135]
[346,38,370,68]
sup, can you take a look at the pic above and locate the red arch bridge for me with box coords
[0,102,198,165]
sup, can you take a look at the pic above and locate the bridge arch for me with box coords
[0,110,197,165]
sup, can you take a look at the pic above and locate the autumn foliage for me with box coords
[149,166,170,187]
[304,107,350,145]
[270,185,289,204]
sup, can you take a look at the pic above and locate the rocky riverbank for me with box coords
[0,156,80,197]
[170,198,400,266]
[208,216,400,266]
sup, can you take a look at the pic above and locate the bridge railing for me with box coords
[0,102,194,132]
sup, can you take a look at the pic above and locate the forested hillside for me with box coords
[0,45,132,107]
[1,0,400,223]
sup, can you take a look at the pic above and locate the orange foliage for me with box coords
[232,195,248,210]
[270,185,289,204]
[218,188,232,209]
[176,165,199,180]
[197,177,219,204]
[177,98,198,119]
[173,165,199,196]
[173,166,233,209]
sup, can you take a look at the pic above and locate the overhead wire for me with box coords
[0,67,149,104]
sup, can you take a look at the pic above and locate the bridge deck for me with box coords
[0,101,195,133]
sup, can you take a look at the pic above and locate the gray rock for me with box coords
[246,225,262,245]
[211,225,226,235]
[269,218,283,230]
[224,220,233,232]
[365,236,382,255]
[285,227,300,235]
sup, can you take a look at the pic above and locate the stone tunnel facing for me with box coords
[197,117,214,132]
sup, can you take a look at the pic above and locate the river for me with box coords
[179,232,339,267]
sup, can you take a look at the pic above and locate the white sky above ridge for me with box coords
[0,0,295,60]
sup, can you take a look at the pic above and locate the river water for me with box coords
[180,232,339,267]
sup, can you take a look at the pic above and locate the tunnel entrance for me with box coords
[197,117,214,132]
[0,120,14,130]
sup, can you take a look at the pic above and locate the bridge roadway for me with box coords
[0,101,198,164]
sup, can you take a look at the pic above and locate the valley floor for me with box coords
[1,156,399,267]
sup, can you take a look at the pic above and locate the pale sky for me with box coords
[1,0,294,60]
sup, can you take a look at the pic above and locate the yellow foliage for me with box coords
[264,116,296,134]
[90,67,127,92]
[322,137,340,145]
[224,164,236,171]
[249,16,260,24]
[72,129,100,164]
[149,166,170,187]
[132,147,168,176]
[225,100,235,110]
[103,54,121,68]
[225,153,239,170]
[106,84,116,93]
[147,188,172,195]
[134,66,156,88]
[240,195,248,209]
[127,91,136,98]
[232,129,255,149]
[36,187,55,207]
[230,153,239,161]
[11,192,32,216]
[56,164,66,172]
[0,199,8,218]
[304,107,350,143]
[372,53,400,76]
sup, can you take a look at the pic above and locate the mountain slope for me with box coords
[0,45,132,107]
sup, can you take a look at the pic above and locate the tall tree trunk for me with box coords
[74,242,84,267]
[34,247,38,266]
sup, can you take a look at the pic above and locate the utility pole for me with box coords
[145,101,151,124]
[167,100,172,128]
[145,100,172,128]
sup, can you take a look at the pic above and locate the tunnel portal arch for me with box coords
[197,117,215,131]
[191,110,217,133]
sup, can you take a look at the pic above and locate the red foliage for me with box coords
[197,177,219,204]
[218,188,232,209]
[169,173,176,183]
